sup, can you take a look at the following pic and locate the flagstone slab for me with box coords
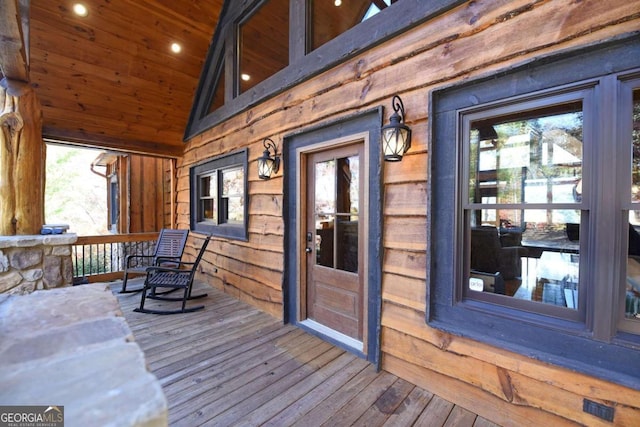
[0,284,167,427]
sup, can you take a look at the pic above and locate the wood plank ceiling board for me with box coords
[28,0,222,157]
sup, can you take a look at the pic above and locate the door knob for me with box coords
[305,247,312,253]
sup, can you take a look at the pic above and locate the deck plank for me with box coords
[352,378,417,426]
[262,357,370,426]
[382,386,435,426]
[111,279,493,426]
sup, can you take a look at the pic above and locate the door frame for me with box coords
[283,108,383,367]
[299,136,368,352]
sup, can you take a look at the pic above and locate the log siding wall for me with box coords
[179,0,640,424]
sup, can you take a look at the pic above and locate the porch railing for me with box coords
[72,232,159,284]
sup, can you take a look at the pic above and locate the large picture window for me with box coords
[622,82,640,334]
[429,37,640,388]
[463,95,585,321]
[190,149,248,240]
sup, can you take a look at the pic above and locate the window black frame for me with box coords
[460,90,589,323]
[429,35,640,390]
[189,149,249,240]
[185,0,466,140]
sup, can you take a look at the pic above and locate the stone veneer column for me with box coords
[0,234,77,294]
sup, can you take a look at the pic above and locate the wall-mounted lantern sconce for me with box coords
[257,137,281,180]
[381,95,412,162]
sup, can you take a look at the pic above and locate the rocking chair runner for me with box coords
[120,228,189,293]
[134,234,213,315]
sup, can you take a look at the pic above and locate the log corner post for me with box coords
[0,78,45,235]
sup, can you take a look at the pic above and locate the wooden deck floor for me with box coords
[113,279,499,427]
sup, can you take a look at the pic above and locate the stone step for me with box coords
[0,284,167,427]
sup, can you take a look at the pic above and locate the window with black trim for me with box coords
[430,37,640,388]
[190,149,248,240]
[185,0,466,140]
[463,95,585,321]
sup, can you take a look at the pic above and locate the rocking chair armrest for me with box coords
[125,254,155,266]
[155,256,182,265]
[175,261,196,267]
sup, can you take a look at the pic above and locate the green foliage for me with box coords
[45,145,108,235]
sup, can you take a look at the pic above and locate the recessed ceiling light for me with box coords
[170,43,182,54]
[73,3,88,17]
[334,0,342,6]
[241,74,251,81]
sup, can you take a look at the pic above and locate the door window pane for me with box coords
[316,214,334,268]
[336,155,359,273]
[315,159,336,214]
[239,0,289,94]
[314,155,359,272]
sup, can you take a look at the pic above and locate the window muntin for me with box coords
[190,150,248,240]
[310,0,395,51]
[238,0,289,94]
[463,100,584,318]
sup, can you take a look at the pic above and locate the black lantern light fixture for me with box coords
[257,137,280,180]
[381,95,412,162]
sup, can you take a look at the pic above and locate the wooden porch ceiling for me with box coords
[2,0,223,158]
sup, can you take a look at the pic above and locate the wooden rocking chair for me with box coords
[134,234,212,315]
[120,228,189,293]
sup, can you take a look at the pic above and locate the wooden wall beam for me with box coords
[43,129,184,159]
[0,0,29,82]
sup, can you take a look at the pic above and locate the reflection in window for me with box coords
[466,103,583,311]
[310,0,394,51]
[207,58,225,115]
[200,174,217,223]
[315,155,359,272]
[626,89,640,323]
[632,89,640,203]
[239,0,289,94]
[221,167,245,224]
